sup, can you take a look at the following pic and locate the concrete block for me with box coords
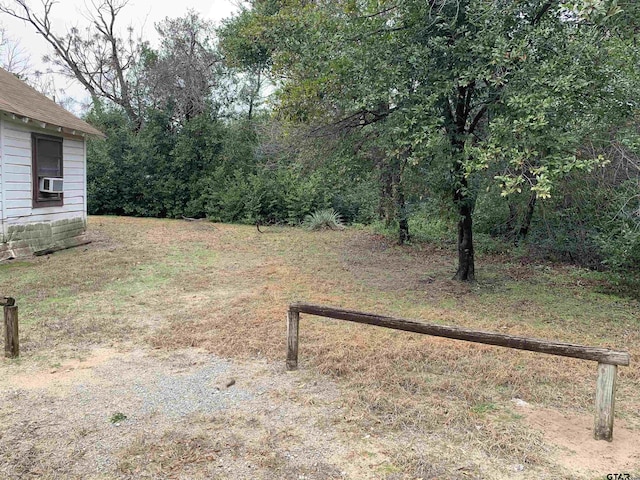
[2,217,87,260]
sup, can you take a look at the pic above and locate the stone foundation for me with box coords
[0,217,87,261]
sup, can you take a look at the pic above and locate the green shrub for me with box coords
[474,232,512,255]
[406,202,455,245]
[593,179,640,271]
[597,225,640,271]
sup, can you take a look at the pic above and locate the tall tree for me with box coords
[143,12,222,124]
[219,8,272,120]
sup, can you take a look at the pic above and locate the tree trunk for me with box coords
[516,193,537,244]
[394,151,410,245]
[507,192,537,245]
[454,200,475,281]
[507,201,518,236]
[395,179,409,245]
[247,95,254,122]
[451,153,475,281]
[247,69,262,122]
[445,84,479,282]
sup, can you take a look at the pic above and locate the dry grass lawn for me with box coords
[0,216,639,479]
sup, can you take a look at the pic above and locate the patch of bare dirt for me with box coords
[83,225,123,252]
[504,264,537,281]
[2,347,117,391]
[515,402,640,476]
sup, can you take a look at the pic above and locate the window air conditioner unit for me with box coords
[39,177,64,194]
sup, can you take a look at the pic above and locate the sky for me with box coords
[0,0,241,109]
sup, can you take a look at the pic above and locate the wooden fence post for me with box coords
[4,304,19,358]
[594,362,617,441]
[286,309,299,371]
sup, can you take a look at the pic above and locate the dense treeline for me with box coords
[86,99,640,273]
[86,107,377,225]
[4,0,638,277]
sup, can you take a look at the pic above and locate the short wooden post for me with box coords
[594,362,617,441]
[286,309,299,370]
[4,304,19,358]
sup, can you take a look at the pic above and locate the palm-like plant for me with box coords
[303,208,345,230]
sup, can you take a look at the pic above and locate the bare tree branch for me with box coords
[0,23,31,76]
[0,0,144,127]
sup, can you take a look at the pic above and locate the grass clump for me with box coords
[303,208,345,231]
[110,412,127,424]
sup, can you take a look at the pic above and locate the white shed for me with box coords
[0,67,104,261]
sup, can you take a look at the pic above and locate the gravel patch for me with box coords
[126,359,252,419]
[0,347,384,479]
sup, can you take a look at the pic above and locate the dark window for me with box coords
[32,133,63,207]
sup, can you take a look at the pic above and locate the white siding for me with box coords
[0,117,4,242]
[0,118,87,231]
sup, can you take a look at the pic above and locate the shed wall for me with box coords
[0,118,4,243]
[0,116,87,259]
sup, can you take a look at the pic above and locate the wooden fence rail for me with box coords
[286,302,630,442]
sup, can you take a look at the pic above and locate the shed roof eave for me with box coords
[1,110,105,139]
[0,67,105,138]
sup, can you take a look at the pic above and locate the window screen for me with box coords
[32,133,63,207]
